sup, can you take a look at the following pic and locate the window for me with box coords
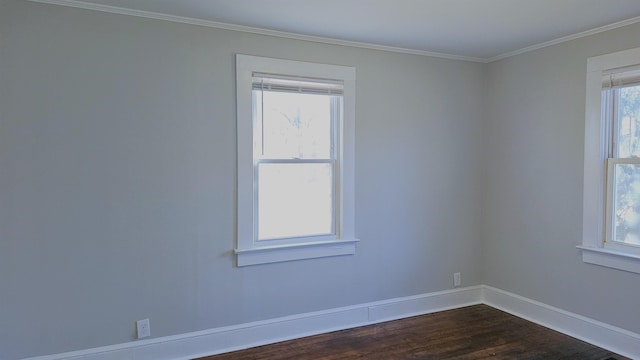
[604,73,640,254]
[235,55,357,266]
[581,47,640,273]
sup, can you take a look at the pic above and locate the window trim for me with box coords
[235,54,358,267]
[580,46,640,274]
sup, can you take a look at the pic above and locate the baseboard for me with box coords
[26,286,482,360]
[25,285,640,360]
[481,285,640,359]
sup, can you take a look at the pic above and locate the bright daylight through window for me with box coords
[235,55,357,266]
[581,47,640,273]
[604,77,640,250]
[253,74,340,241]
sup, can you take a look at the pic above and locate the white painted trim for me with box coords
[582,52,608,252]
[486,15,640,62]
[24,286,483,360]
[22,286,640,359]
[235,239,359,266]
[482,285,640,359]
[578,245,640,274]
[27,0,640,63]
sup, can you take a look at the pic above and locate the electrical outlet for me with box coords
[454,272,461,287]
[136,318,150,339]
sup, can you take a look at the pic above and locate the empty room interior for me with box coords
[3,0,640,359]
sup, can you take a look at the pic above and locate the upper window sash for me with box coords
[603,80,640,159]
[252,89,341,161]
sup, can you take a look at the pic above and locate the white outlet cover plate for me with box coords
[136,318,150,339]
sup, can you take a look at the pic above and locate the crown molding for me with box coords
[487,15,640,62]
[26,0,640,64]
[26,0,486,63]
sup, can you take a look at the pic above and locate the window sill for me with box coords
[235,239,359,267]
[577,245,640,274]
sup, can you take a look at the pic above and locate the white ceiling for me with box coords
[39,0,640,61]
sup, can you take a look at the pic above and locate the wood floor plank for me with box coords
[196,305,629,360]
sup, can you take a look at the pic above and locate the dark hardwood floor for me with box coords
[197,305,628,360]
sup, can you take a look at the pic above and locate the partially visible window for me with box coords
[603,74,640,255]
[581,47,640,273]
[235,55,357,267]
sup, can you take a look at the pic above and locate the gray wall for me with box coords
[0,1,484,358]
[6,1,640,359]
[482,24,640,333]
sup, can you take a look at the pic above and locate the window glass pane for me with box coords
[616,85,640,158]
[613,163,640,245]
[254,90,334,159]
[258,163,333,240]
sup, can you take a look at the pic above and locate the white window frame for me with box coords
[235,54,358,267]
[580,46,640,273]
